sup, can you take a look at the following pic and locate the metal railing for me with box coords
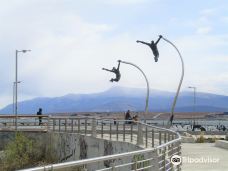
[0,115,181,171]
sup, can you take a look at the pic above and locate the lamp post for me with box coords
[15,50,31,130]
[13,81,21,114]
[137,35,185,126]
[188,86,196,126]
[188,86,196,112]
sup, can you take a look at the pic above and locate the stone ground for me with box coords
[182,143,228,171]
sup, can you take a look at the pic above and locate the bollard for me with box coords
[47,116,50,132]
[137,123,144,146]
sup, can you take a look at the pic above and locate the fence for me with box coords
[0,115,182,171]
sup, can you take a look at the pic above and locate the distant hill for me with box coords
[0,86,228,114]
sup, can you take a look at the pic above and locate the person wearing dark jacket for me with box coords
[37,108,42,126]
[125,110,132,124]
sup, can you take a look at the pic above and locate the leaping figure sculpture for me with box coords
[102,60,121,82]
[136,35,162,62]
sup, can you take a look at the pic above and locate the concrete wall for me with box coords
[50,132,146,170]
[0,131,160,171]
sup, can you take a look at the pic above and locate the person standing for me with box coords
[125,110,132,124]
[37,108,42,126]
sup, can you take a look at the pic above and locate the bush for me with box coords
[2,133,33,170]
[1,132,53,171]
[196,132,205,143]
[207,137,216,143]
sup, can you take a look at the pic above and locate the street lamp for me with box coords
[137,35,185,126]
[188,86,196,112]
[102,60,150,121]
[15,49,31,130]
[12,81,21,115]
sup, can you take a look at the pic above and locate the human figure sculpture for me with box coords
[102,60,121,82]
[136,35,162,62]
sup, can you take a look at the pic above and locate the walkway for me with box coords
[182,143,228,171]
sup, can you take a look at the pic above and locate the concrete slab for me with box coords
[215,140,228,149]
[182,143,228,171]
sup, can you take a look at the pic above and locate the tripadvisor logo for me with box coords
[171,155,182,166]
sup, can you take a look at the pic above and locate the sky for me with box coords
[0,0,228,108]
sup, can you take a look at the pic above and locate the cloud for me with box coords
[200,8,217,17]
[196,26,212,34]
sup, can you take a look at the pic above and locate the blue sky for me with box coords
[0,0,228,108]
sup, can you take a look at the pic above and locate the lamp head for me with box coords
[22,50,31,53]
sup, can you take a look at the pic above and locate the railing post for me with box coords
[163,148,166,171]
[131,123,133,142]
[53,118,55,131]
[58,119,61,132]
[91,118,97,137]
[123,122,125,141]
[78,118,80,133]
[159,131,162,154]
[47,116,50,131]
[71,119,73,132]
[164,132,167,143]
[110,122,112,140]
[111,162,116,171]
[159,132,162,145]
[177,142,182,171]
[101,120,104,139]
[137,123,143,146]
[116,121,119,141]
[65,118,67,132]
[133,160,137,171]
[152,129,154,148]
[85,118,87,135]
[145,126,148,148]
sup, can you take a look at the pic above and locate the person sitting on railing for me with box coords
[132,115,139,123]
[125,110,132,124]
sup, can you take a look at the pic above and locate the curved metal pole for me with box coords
[160,36,185,120]
[119,60,150,121]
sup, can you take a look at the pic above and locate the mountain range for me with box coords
[0,86,228,114]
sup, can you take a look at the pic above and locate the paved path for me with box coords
[182,143,228,171]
